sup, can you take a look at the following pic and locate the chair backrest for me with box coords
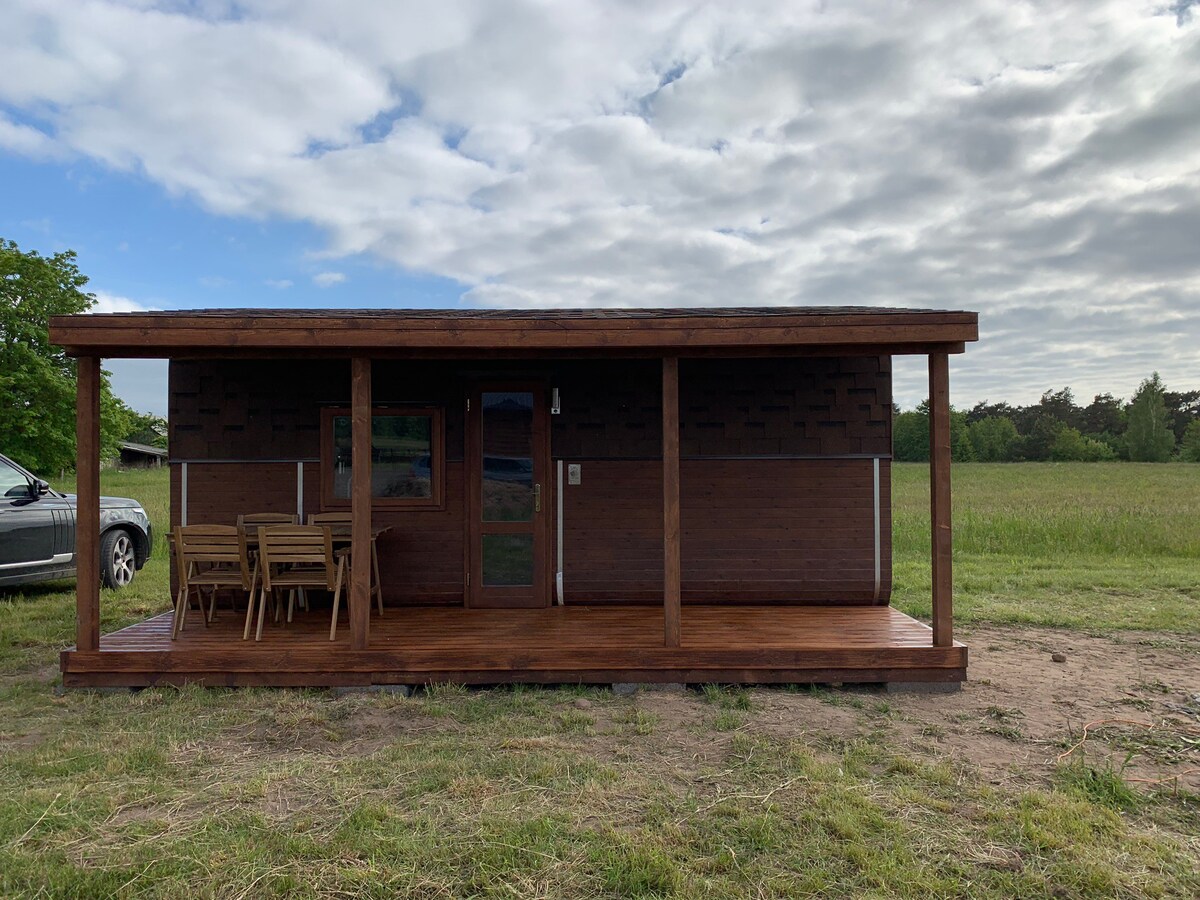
[172,525,252,589]
[237,512,299,527]
[307,512,352,527]
[257,525,336,591]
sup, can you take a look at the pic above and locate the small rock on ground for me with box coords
[1051,652,1067,663]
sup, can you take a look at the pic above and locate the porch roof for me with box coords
[49,306,978,358]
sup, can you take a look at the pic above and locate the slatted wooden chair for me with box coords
[308,511,384,615]
[236,513,304,609]
[250,525,346,642]
[171,525,255,640]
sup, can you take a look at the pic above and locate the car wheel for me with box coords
[100,529,137,589]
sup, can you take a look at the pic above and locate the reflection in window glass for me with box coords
[0,460,30,498]
[482,534,534,586]
[481,392,533,522]
[332,415,433,500]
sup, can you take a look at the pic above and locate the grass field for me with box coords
[1,464,1197,898]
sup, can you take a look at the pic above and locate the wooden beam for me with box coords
[928,352,953,647]
[75,356,101,652]
[662,356,681,648]
[48,310,980,357]
[350,358,372,650]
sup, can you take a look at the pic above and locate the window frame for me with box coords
[319,405,446,511]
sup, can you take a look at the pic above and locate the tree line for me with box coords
[895,377,1200,463]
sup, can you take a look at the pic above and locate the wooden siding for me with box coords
[561,458,890,603]
[170,355,893,606]
[549,356,891,459]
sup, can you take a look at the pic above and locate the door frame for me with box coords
[464,381,552,608]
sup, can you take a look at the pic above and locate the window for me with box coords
[0,459,31,499]
[320,407,444,509]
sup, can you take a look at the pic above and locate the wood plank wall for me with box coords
[169,355,892,606]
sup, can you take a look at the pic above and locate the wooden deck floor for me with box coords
[62,605,967,688]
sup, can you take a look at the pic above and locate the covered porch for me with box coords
[52,307,975,689]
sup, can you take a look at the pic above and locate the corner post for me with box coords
[662,356,681,648]
[350,358,372,650]
[928,352,953,647]
[75,356,101,651]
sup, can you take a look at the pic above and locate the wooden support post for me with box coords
[662,356,681,648]
[350,358,372,650]
[75,356,101,652]
[928,352,953,647]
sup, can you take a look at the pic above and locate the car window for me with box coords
[0,459,31,498]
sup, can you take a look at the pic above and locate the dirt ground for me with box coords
[306,624,1200,794]
[613,624,1200,792]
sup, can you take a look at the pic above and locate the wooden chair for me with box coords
[308,512,384,615]
[250,525,346,642]
[171,525,255,640]
[237,513,305,609]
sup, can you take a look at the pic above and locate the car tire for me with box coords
[100,529,137,589]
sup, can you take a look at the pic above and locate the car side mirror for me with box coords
[34,479,51,496]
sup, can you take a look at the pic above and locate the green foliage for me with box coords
[1049,426,1117,462]
[968,416,1019,462]
[1125,374,1176,462]
[892,402,972,462]
[0,238,134,475]
[124,411,168,449]
[917,375,1196,463]
[893,410,928,462]
[1181,420,1200,462]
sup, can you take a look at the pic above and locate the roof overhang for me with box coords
[49,307,978,359]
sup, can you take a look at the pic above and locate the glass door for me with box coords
[467,384,549,607]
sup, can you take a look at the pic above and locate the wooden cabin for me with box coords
[50,307,977,689]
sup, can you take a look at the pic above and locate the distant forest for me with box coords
[895,374,1200,463]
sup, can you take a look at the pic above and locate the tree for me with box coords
[1049,425,1116,462]
[968,416,1019,461]
[1125,373,1176,462]
[1018,413,1062,461]
[1035,387,1084,431]
[124,411,168,448]
[1181,420,1200,462]
[966,400,1018,426]
[893,402,973,462]
[1082,392,1125,437]
[893,409,928,461]
[0,239,132,474]
[1163,388,1200,443]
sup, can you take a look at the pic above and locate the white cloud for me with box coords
[312,271,346,288]
[90,290,154,314]
[1,0,1198,404]
[265,278,293,289]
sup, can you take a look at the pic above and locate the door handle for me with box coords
[533,483,541,513]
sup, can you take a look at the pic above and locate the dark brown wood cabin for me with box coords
[50,307,977,689]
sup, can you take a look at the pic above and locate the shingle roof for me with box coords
[83,305,964,319]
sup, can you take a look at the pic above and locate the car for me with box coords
[0,452,152,589]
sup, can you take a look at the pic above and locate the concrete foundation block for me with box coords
[885,681,962,694]
[331,684,413,698]
[612,682,686,696]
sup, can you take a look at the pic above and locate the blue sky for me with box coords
[2,155,463,413]
[2,1,1197,418]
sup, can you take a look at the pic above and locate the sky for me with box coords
[2,0,1198,417]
